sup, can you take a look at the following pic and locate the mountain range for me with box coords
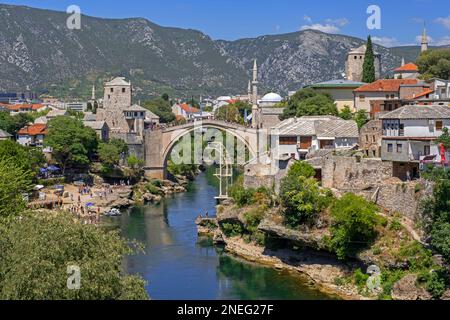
[0,4,439,100]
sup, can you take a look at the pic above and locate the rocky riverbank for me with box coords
[196,203,450,300]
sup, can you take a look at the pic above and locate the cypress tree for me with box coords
[362,36,376,83]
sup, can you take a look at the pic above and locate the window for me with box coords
[354,56,357,60]
[122,88,126,93]
[387,144,393,153]
[359,95,365,102]
[279,137,297,145]
[108,95,110,100]
[299,136,312,149]
[397,144,403,153]
[436,120,443,131]
[366,135,369,142]
[110,88,114,93]
[386,94,390,99]
[391,94,395,99]
[373,135,376,143]
[424,145,431,155]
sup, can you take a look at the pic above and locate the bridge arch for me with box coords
[144,120,260,179]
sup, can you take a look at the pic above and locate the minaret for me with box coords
[421,24,428,53]
[251,59,259,129]
[401,57,405,66]
[247,80,252,102]
[91,85,96,101]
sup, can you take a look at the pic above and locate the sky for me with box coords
[1,0,450,47]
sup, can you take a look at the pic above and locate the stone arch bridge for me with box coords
[144,120,261,179]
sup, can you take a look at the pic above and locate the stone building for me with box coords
[345,45,381,82]
[359,120,382,158]
[97,77,133,134]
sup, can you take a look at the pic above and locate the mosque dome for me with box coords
[261,92,283,102]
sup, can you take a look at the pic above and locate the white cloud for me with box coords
[325,18,349,27]
[372,37,402,47]
[303,15,312,23]
[436,16,450,29]
[300,23,340,33]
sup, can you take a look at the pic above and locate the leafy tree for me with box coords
[45,117,99,174]
[436,127,450,150]
[0,139,45,176]
[339,106,353,120]
[281,176,333,227]
[280,162,332,226]
[0,159,32,220]
[0,112,33,136]
[416,48,450,80]
[98,142,121,171]
[280,88,338,120]
[215,105,243,124]
[431,223,450,261]
[329,194,380,259]
[143,98,175,123]
[229,176,256,208]
[354,109,369,129]
[362,36,376,83]
[161,93,169,102]
[0,211,148,300]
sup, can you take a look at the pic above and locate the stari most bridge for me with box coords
[144,119,261,179]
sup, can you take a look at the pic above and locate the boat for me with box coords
[104,208,122,217]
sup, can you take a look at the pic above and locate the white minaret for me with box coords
[401,57,405,66]
[91,85,96,101]
[421,24,429,53]
[251,59,259,129]
[247,80,252,102]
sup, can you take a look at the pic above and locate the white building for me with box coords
[380,104,450,167]
[271,116,359,160]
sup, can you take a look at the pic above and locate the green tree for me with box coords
[0,140,45,176]
[0,211,148,300]
[339,105,353,120]
[329,193,380,259]
[281,176,333,227]
[215,105,243,124]
[280,88,338,120]
[98,142,121,171]
[45,117,98,174]
[0,112,34,136]
[0,159,32,220]
[161,93,169,102]
[280,162,331,227]
[143,98,175,123]
[436,127,450,150]
[354,109,369,129]
[362,36,376,83]
[416,48,450,80]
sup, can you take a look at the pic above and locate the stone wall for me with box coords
[322,156,393,190]
[360,120,382,158]
[322,155,432,220]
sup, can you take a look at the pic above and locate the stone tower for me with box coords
[345,45,381,82]
[251,59,260,129]
[421,25,429,53]
[97,77,132,132]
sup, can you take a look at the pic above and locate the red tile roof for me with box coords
[17,124,48,136]
[6,104,45,111]
[178,103,200,113]
[394,63,419,72]
[354,79,419,92]
[410,89,434,99]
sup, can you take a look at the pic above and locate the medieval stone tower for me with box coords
[97,77,132,133]
[345,45,381,82]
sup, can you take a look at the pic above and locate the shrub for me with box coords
[145,182,160,195]
[244,206,267,233]
[281,176,333,227]
[329,194,380,259]
[430,222,450,261]
[353,269,369,290]
[221,222,244,238]
[389,218,403,231]
[229,176,256,208]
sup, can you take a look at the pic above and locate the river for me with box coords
[105,170,337,300]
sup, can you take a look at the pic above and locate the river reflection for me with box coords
[106,171,337,300]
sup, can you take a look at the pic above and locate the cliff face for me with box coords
[0,4,416,99]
